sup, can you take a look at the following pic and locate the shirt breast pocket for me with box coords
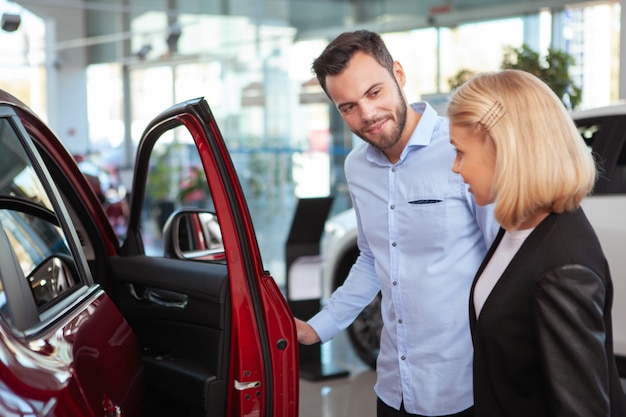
[402,198,447,249]
[408,199,443,206]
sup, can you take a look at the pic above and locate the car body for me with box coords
[0,89,298,416]
[321,104,626,374]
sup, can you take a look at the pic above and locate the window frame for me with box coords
[0,107,98,336]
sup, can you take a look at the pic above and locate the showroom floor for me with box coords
[298,330,626,417]
[299,330,377,417]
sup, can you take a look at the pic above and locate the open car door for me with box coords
[0,90,297,417]
[111,97,298,417]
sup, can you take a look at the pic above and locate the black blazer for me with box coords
[470,208,626,417]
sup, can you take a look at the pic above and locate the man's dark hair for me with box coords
[312,30,395,93]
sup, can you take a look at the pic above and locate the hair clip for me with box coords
[479,101,506,130]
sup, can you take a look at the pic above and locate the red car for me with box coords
[0,89,299,416]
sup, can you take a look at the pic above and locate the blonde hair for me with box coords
[447,69,596,230]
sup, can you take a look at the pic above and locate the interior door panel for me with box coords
[109,255,231,416]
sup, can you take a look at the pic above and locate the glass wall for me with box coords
[0,3,47,118]
[1,0,619,285]
[82,3,620,284]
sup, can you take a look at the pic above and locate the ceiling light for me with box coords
[1,13,21,32]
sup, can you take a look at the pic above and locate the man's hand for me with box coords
[294,318,321,345]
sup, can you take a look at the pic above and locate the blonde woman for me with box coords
[447,69,626,417]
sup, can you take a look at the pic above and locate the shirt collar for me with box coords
[366,101,439,166]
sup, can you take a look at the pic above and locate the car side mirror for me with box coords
[28,254,78,308]
[162,208,225,261]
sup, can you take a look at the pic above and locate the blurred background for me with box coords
[1,0,622,287]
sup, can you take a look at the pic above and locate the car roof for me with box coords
[572,102,626,119]
[0,89,29,110]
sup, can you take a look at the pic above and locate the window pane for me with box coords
[141,126,217,257]
[0,118,80,314]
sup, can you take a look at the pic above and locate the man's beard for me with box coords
[352,86,408,151]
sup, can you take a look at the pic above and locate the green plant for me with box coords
[501,44,582,110]
[448,44,582,110]
[448,68,477,91]
[145,142,183,202]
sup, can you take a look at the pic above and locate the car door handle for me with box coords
[148,288,188,309]
[234,380,261,391]
[128,284,188,309]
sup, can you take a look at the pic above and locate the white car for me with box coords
[320,104,626,374]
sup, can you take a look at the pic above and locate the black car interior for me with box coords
[36,135,234,417]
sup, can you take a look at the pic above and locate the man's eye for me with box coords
[341,105,354,113]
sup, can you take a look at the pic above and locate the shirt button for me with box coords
[390,204,395,210]
[392,281,397,286]
[398,319,402,324]
[391,168,396,172]
[392,242,397,247]
[401,356,406,361]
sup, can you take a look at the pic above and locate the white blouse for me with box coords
[474,227,534,317]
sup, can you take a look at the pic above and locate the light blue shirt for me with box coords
[309,102,499,415]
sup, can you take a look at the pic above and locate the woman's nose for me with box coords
[451,156,461,173]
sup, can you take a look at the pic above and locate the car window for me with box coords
[577,120,599,151]
[577,116,626,194]
[0,117,80,322]
[141,126,218,256]
[607,138,626,193]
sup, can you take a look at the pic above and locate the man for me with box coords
[295,30,498,417]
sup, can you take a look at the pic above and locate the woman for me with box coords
[447,69,626,417]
